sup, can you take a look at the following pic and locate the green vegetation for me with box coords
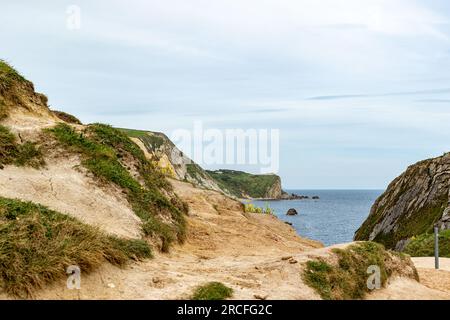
[0,125,44,168]
[302,242,416,300]
[207,169,280,199]
[354,157,449,249]
[191,282,233,300]
[0,197,151,297]
[244,203,274,214]
[0,60,28,115]
[51,110,82,125]
[119,128,166,149]
[0,60,26,94]
[0,97,7,120]
[118,127,149,138]
[404,230,450,258]
[141,134,165,150]
[186,163,214,184]
[47,123,187,252]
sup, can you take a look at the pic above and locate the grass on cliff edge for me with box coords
[51,110,82,125]
[47,123,187,252]
[0,197,152,297]
[302,242,417,300]
[0,125,44,168]
[206,169,279,198]
[191,282,233,300]
[0,60,26,94]
[404,230,450,258]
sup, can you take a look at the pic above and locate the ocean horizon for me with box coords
[250,189,383,246]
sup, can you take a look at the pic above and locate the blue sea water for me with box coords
[250,190,383,246]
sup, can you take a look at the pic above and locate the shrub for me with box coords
[0,125,44,168]
[191,282,233,300]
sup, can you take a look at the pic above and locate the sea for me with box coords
[249,190,383,246]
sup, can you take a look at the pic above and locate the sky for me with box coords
[1,0,450,189]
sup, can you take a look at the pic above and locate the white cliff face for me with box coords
[264,176,283,199]
[355,153,450,250]
[132,131,226,194]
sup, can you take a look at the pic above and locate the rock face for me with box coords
[125,130,225,194]
[354,153,450,250]
[286,208,298,216]
[126,131,291,200]
[265,176,283,199]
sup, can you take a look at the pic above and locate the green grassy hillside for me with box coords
[206,169,281,199]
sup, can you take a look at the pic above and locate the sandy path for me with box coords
[411,258,450,295]
[367,258,450,299]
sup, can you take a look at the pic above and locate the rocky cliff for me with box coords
[120,128,225,194]
[354,153,450,250]
[206,169,285,199]
[120,129,289,199]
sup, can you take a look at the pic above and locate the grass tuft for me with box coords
[302,241,417,300]
[0,197,151,297]
[191,282,233,300]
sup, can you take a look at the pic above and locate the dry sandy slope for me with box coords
[0,156,142,239]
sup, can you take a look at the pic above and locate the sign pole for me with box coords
[434,225,439,270]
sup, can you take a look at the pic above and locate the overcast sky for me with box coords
[2,0,450,189]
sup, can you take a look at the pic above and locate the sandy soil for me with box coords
[411,257,450,295]
[366,258,450,299]
[0,156,142,239]
[367,277,450,300]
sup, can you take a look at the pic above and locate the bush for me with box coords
[244,203,274,214]
[191,282,233,300]
[404,230,450,258]
[47,123,187,252]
